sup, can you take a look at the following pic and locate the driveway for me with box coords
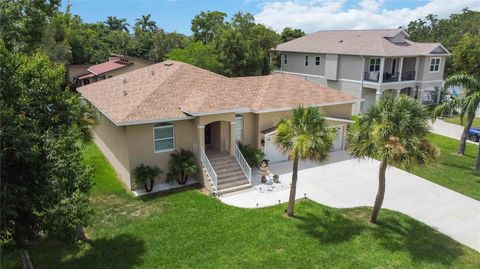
[430,119,478,144]
[220,151,480,252]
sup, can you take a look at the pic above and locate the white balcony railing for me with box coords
[233,142,252,184]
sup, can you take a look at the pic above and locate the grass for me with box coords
[406,133,480,200]
[443,116,480,127]
[2,143,479,268]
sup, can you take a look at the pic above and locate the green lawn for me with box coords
[407,133,480,200]
[443,116,480,127]
[2,143,479,268]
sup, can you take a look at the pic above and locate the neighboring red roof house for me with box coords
[68,54,154,87]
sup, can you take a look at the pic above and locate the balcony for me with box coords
[364,70,416,83]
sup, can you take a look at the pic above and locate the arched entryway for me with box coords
[400,87,417,99]
[204,120,231,154]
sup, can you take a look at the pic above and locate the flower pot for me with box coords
[144,179,154,192]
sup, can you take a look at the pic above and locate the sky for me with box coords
[61,0,480,34]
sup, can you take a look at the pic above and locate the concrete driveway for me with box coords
[220,151,480,252]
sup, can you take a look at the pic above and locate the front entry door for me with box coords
[205,124,211,145]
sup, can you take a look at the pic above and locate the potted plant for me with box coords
[273,174,280,183]
[169,149,199,185]
[132,164,162,192]
[239,143,265,167]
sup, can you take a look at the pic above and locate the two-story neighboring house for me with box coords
[273,29,450,114]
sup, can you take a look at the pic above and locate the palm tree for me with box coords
[348,94,438,224]
[135,14,158,32]
[433,74,480,157]
[104,16,130,32]
[274,107,334,217]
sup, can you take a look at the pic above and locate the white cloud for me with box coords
[254,0,480,33]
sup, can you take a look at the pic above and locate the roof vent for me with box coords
[123,78,127,84]
[122,90,128,96]
[164,62,174,66]
[150,70,155,75]
[339,40,343,43]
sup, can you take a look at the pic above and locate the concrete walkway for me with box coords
[430,119,477,144]
[220,151,480,251]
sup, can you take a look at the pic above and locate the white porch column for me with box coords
[414,57,420,80]
[417,88,424,103]
[375,88,383,102]
[398,57,404,82]
[230,121,236,156]
[379,57,385,83]
[197,125,205,151]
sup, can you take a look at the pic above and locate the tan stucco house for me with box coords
[273,29,450,114]
[77,61,358,195]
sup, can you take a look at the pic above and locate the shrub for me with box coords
[169,149,199,185]
[132,164,162,192]
[239,143,265,167]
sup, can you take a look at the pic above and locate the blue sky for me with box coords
[61,0,479,34]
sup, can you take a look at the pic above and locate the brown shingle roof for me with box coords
[274,29,449,57]
[77,61,358,125]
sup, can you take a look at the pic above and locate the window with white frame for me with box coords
[153,125,175,153]
[284,54,288,65]
[305,55,309,66]
[429,57,440,72]
[369,58,381,71]
[315,56,320,66]
[235,114,244,140]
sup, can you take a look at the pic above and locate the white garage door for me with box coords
[264,125,345,163]
[264,133,288,163]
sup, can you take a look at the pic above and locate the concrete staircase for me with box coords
[206,150,251,196]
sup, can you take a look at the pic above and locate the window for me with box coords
[369,58,381,71]
[235,114,244,140]
[315,56,320,66]
[284,54,288,65]
[153,125,175,153]
[429,57,440,72]
[305,55,309,66]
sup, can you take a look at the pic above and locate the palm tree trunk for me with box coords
[476,142,480,171]
[287,157,299,217]
[369,159,388,224]
[20,248,33,269]
[458,117,473,155]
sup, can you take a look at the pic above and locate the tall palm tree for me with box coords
[348,94,438,224]
[104,16,130,33]
[274,107,334,217]
[135,14,158,32]
[433,74,480,157]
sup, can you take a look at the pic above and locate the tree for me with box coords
[215,12,280,76]
[0,0,61,52]
[274,107,333,217]
[433,74,480,159]
[104,16,130,32]
[166,42,222,73]
[135,14,158,32]
[348,94,438,224]
[452,33,480,77]
[0,45,95,268]
[280,27,305,42]
[406,9,480,76]
[154,29,190,61]
[191,11,226,44]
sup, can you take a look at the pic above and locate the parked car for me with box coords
[468,127,480,142]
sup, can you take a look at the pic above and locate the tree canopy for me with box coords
[406,8,480,76]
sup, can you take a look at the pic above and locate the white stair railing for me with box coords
[198,145,218,191]
[233,143,252,184]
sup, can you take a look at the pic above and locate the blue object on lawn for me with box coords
[468,127,480,142]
